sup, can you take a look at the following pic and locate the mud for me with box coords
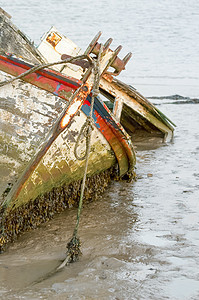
[0,96,198,299]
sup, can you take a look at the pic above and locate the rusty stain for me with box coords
[60,85,89,128]
[46,31,62,48]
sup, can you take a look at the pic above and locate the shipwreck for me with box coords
[0,8,174,252]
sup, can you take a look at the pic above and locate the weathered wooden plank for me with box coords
[0,10,42,64]
[0,70,67,204]
[37,27,174,141]
[99,77,174,141]
[0,49,135,211]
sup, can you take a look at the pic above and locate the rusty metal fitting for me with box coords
[84,32,132,76]
[90,41,132,76]
[61,32,132,76]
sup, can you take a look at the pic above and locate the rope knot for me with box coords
[57,44,103,270]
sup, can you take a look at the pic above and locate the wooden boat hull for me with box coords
[0,7,174,252]
[99,76,175,142]
[0,7,43,64]
[0,35,135,251]
[0,70,115,239]
[0,70,116,208]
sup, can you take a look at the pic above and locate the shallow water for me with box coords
[0,0,199,299]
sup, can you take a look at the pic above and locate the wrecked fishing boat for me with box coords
[0,8,174,252]
[0,8,136,251]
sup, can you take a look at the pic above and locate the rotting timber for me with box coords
[38,27,175,143]
[0,168,115,252]
[0,8,174,253]
[0,8,136,252]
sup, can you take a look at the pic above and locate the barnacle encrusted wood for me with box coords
[0,167,115,252]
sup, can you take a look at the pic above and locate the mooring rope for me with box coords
[57,45,103,270]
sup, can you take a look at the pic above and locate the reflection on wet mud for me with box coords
[0,96,199,299]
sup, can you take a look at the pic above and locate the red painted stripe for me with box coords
[0,55,77,100]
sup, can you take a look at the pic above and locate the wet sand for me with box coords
[0,96,198,299]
